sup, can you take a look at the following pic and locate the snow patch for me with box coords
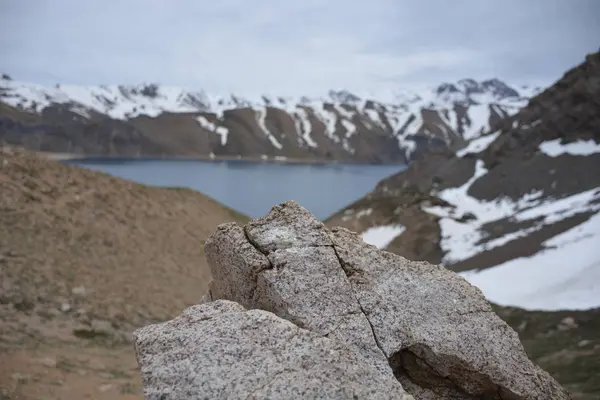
[462,104,490,140]
[294,108,318,148]
[522,118,542,129]
[255,107,283,150]
[361,225,405,249]
[196,116,229,146]
[340,119,357,154]
[341,208,373,221]
[424,159,600,264]
[70,105,91,119]
[456,130,501,157]
[439,108,459,138]
[310,104,339,143]
[460,212,600,311]
[364,108,384,129]
[340,119,357,138]
[334,104,355,120]
[539,139,600,157]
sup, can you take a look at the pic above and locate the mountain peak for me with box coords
[435,83,460,95]
[480,78,520,99]
[457,78,481,93]
[327,89,361,104]
[431,78,525,106]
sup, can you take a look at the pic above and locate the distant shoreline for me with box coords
[38,151,407,166]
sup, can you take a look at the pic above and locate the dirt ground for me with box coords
[1,342,141,400]
[0,146,249,399]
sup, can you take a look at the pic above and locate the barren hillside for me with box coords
[0,146,249,399]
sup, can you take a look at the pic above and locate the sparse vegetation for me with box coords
[493,305,600,399]
[0,146,249,399]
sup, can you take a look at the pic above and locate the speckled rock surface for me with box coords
[133,300,412,400]
[204,222,271,309]
[330,226,570,399]
[135,200,569,399]
[207,201,397,378]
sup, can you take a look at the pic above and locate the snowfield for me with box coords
[421,148,600,310]
[539,138,600,157]
[352,132,600,311]
[424,162,600,266]
[460,212,600,311]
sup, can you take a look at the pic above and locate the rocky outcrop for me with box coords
[0,76,536,163]
[133,300,409,400]
[133,201,568,399]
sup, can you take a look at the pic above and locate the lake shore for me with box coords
[37,151,406,166]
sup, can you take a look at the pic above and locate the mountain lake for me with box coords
[66,159,406,220]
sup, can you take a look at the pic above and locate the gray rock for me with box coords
[255,245,394,377]
[244,200,333,253]
[133,300,412,400]
[71,285,87,297]
[38,357,57,368]
[197,291,212,305]
[207,201,399,379]
[330,226,569,399]
[204,222,271,309]
[135,200,569,400]
[60,302,71,313]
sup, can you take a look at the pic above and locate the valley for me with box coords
[1,45,598,400]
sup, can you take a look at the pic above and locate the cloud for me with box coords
[0,0,598,95]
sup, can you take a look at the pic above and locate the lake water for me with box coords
[67,159,406,220]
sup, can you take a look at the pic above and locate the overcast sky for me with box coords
[1,0,598,96]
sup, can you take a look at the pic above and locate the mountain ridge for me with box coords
[0,74,541,163]
[325,51,600,311]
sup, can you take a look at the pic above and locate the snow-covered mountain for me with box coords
[0,73,540,163]
[326,52,600,311]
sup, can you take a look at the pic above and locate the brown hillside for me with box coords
[0,146,249,399]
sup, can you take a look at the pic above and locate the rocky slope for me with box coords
[134,201,568,399]
[0,75,539,163]
[326,51,600,311]
[0,146,249,399]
